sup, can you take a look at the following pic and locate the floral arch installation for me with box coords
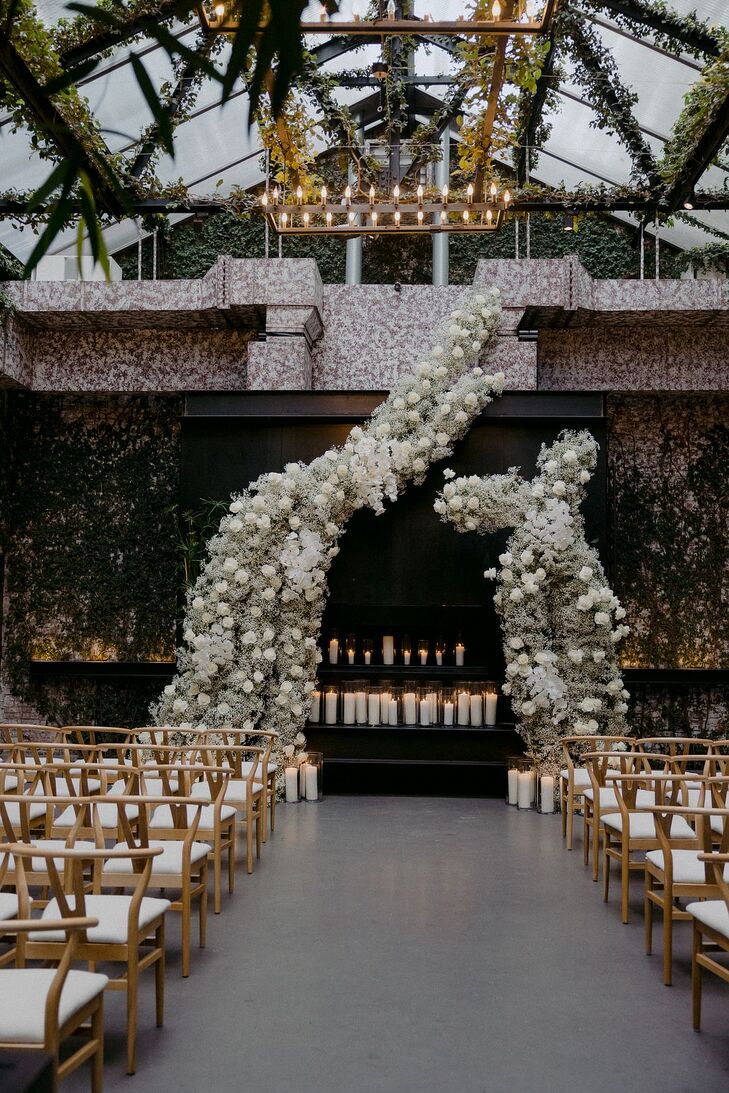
[435,429,630,771]
[153,289,506,770]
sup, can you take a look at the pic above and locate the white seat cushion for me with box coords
[54,801,139,827]
[190,780,263,804]
[0,892,18,921]
[646,849,729,884]
[1,801,47,824]
[105,840,209,875]
[0,776,18,791]
[28,778,101,797]
[140,776,179,796]
[0,969,108,1042]
[686,900,729,941]
[710,814,725,835]
[149,803,237,831]
[603,812,694,839]
[583,787,619,808]
[239,760,278,776]
[33,894,170,944]
[560,767,591,789]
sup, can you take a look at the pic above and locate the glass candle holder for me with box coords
[469,686,484,727]
[323,686,339,725]
[454,640,466,667]
[425,683,440,724]
[456,685,471,726]
[401,634,412,666]
[385,686,401,725]
[302,751,323,802]
[297,752,308,798]
[308,688,322,724]
[483,683,499,726]
[327,630,340,665]
[362,637,373,665]
[378,683,393,724]
[367,686,381,726]
[538,769,557,814]
[418,686,433,726]
[435,635,446,666]
[506,756,521,806]
[382,634,395,666]
[345,633,356,666]
[517,757,537,810]
[284,760,301,802]
[341,681,357,725]
[441,686,456,726]
[401,682,418,725]
[417,638,429,666]
[354,684,368,725]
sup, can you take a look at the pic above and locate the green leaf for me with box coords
[130,54,175,158]
[78,169,111,281]
[27,156,78,213]
[43,56,101,95]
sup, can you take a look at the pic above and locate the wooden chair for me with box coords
[0,845,19,967]
[600,766,696,924]
[204,728,280,840]
[636,736,716,758]
[0,725,71,747]
[13,821,168,1074]
[193,743,266,875]
[687,843,729,1030]
[642,783,729,985]
[560,734,632,853]
[582,749,653,881]
[0,897,106,1092]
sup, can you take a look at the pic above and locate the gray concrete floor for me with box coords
[66,797,729,1092]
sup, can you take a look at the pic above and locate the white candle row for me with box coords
[326,635,466,666]
[310,687,499,726]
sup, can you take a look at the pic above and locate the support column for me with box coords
[432,125,450,287]
[345,117,363,285]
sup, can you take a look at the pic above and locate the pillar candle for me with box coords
[310,690,321,722]
[541,774,555,813]
[436,652,443,666]
[419,699,431,726]
[517,770,532,809]
[324,691,338,724]
[347,650,355,665]
[457,691,470,725]
[388,698,398,725]
[455,643,465,666]
[427,692,438,722]
[529,769,537,804]
[403,650,411,666]
[298,754,307,796]
[484,692,498,726]
[403,691,417,725]
[328,639,339,665]
[507,766,519,805]
[368,692,380,726]
[285,766,299,802]
[379,692,391,722]
[305,763,319,801]
[342,692,355,724]
[364,651,371,665]
[419,651,427,666]
[383,636,394,665]
[355,690,367,723]
[470,694,483,726]
[443,701,454,726]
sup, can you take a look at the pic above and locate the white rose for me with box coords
[223,558,237,572]
[508,637,524,650]
[579,470,591,484]
[499,553,513,566]
[562,449,578,464]
[593,650,606,662]
[510,588,524,602]
[544,460,557,473]
[552,481,566,497]
[289,517,301,530]
[594,611,610,626]
[197,693,211,707]
[502,569,514,583]
[172,699,188,713]
[567,649,584,664]
[483,568,497,579]
[579,566,593,582]
[192,597,204,610]
[263,648,276,661]
[163,684,176,696]
[234,569,249,584]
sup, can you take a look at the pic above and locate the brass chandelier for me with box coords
[260,181,511,236]
[198,1,558,37]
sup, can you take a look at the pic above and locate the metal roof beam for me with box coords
[589,0,721,59]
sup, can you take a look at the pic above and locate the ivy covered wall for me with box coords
[1,393,181,727]
[117,209,681,284]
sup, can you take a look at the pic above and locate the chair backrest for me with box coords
[0,724,70,746]
[63,725,134,747]
[637,737,715,757]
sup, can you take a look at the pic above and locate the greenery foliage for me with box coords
[608,394,729,671]
[2,392,181,726]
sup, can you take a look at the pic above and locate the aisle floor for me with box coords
[66,797,729,1093]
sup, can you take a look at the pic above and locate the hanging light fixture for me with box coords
[260,179,508,236]
[563,210,577,231]
[197,1,557,36]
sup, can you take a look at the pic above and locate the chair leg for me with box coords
[181,880,191,978]
[213,842,222,914]
[127,951,139,1075]
[561,782,567,839]
[269,776,276,833]
[603,834,611,902]
[621,843,630,924]
[645,871,654,955]
[663,894,674,986]
[246,815,254,875]
[155,922,165,1027]
[583,810,591,868]
[255,803,263,859]
[592,812,601,882]
[91,995,104,1093]
[199,862,208,949]
[566,789,575,851]
[692,922,702,1031]
[228,829,236,892]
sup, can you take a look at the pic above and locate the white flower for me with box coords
[484,567,497,579]
[552,481,566,497]
[163,684,176,696]
[223,558,237,572]
[579,470,591,484]
[615,605,626,620]
[509,588,524,602]
[502,569,514,583]
[594,611,610,626]
[562,449,578,464]
[172,698,188,713]
[579,566,593,582]
[508,637,524,650]
[197,693,211,707]
[592,650,606,662]
[443,468,456,479]
[499,552,513,566]
[567,649,584,664]
[192,597,204,610]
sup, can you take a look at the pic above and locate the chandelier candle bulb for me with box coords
[303,211,310,227]
[325,689,338,725]
[280,212,288,228]
[261,192,268,207]
[393,184,400,204]
[371,210,378,227]
[369,184,375,205]
[492,0,502,19]
[417,210,424,224]
[272,186,279,204]
[467,182,474,203]
[285,766,299,802]
[417,183,424,204]
[540,774,556,813]
[504,189,511,206]
[490,181,498,197]
[326,212,333,227]
[441,184,448,204]
[403,691,417,725]
[457,689,470,725]
[320,185,327,206]
[486,208,493,225]
[394,210,401,227]
[344,184,351,205]
[296,185,303,205]
[484,690,498,725]
[348,211,355,225]
[455,642,465,666]
[440,209,447,224]
[383,635,395,665]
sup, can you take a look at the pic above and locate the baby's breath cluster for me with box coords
[153,290,506,779]
[435,429,630,771]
